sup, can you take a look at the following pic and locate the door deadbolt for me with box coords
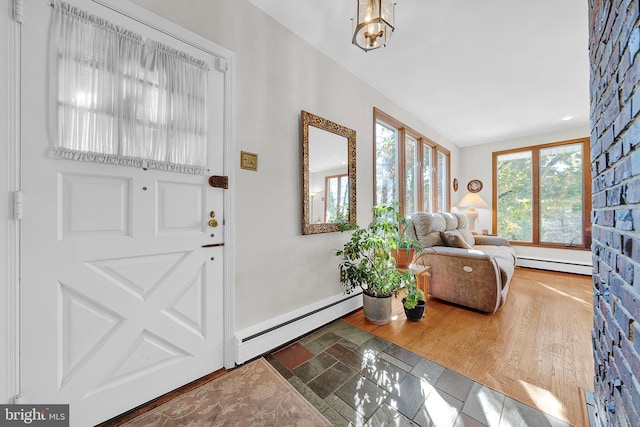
[208,219,218,227]
[209,211,216,218]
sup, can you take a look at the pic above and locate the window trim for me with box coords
[492,137,592,250]
[373,108,450,215]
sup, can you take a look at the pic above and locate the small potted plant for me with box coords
[383,203,423,269]
[336,204,416,325]
[402,280,426,322]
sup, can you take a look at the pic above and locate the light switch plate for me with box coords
[240,151,258,171]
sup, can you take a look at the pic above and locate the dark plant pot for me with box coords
[402,298,426,322]
[363,293,393,325]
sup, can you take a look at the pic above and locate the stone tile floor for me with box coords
[266,319,573,427]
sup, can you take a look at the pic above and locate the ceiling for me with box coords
[247,0,590,147]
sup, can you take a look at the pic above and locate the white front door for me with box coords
[18,1,230,425]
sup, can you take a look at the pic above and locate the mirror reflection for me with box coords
[302,111,356,235]
[309,126,348,224]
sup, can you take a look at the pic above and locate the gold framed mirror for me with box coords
[301,111,356,234]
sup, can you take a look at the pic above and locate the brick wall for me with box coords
[590,0,640,425]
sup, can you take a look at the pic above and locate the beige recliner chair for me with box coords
[406,212,517,313]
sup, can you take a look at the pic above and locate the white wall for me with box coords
[457,125,592,271]
[126,0,457,333]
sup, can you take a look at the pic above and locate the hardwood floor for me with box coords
[343,267,594,427]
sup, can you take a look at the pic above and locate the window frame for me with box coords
[373,108,450,215]
[492,137,592,250]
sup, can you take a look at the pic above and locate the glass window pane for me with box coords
[405,136,418,217]
[325,175,349,222]
[497,151,533,242]
[422,144,433,212]
[539,144,583,245]
[326,176,338,222]
[436,151,448,212]
[375,121,398,205]
[338,176,349,222]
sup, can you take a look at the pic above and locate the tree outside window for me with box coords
[493,138,591,248]
[325,174,349,222]
[375,121,398,206]
[405,136,418,217]
[374,108,449,215]
[496,151,533,242]
[422,144,433,213]
[539,144,584,245]
[436,151,449,213]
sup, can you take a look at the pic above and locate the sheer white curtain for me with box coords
[51,1,208,174]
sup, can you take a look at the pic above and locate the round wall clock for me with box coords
[467,179,483,193]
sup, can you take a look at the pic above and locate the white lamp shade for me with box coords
[457,193,488,208]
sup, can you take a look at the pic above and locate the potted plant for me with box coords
[336,204,416,325]
[385,203,423,269]
[402,280,426,322]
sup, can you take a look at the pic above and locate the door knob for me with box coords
[208,219,218,227]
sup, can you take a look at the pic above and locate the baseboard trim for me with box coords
[235,292,362,364]
[517,256,592,275]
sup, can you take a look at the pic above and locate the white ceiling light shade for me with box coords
[352,0,396,52]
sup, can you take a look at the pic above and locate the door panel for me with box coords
[157,181,205,233]
[60,173,131,238]
[19,1,227,425]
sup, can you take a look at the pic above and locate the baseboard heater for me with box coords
[235,292,362,364]
[241,293,361,343]
[517,256,592,275]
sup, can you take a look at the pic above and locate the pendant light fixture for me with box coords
[352,0,396,52]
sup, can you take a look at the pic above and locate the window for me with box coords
[493,138,591,248]
[422,143,433,212]
[325,174,349,222]
[405,135,418,216]
[52,2,209,174]
[436,150,449,212]
[374,108,450,215]
[375,121,398,205]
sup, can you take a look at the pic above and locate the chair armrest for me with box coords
[473,235,511,246]
[413,247,492,267]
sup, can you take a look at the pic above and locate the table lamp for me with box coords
[457,193,488,233]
